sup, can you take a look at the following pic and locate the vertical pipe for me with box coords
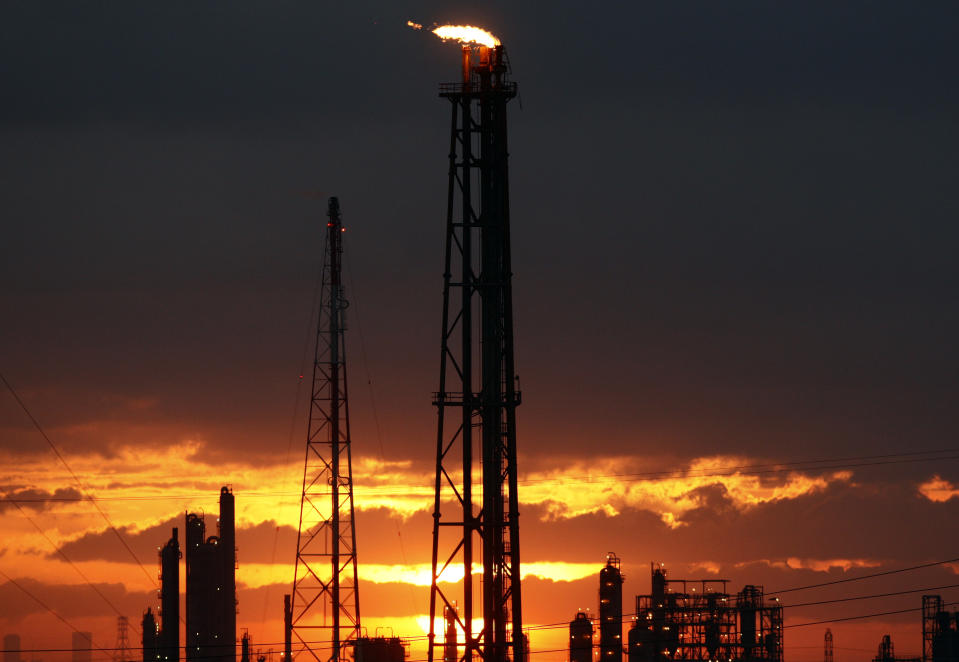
[161,528,180,662]
[477,51,499,661]
[328,197,342,662]
[460,84,474,662]
[284,595,293,662]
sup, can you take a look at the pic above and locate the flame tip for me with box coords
[432,24,501,48]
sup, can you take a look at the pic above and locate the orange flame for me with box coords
[431,24,500,48]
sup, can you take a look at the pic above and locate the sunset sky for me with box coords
[2,3,958,662]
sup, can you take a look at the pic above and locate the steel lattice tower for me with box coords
[292,197,360,662]
[428,44,523,662]
[114,616,131,662]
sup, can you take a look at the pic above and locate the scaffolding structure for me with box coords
[291,197,360,662]
[427,42,523,662]
[737,586,782,662]
[923,595,959,662]
[873,635,920,662]
[925,597,942,662]
[628,566,782,662]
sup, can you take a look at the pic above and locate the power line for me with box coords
[0,567,111,656]
[8,499,140,635]
[783,600,959,629]
[4,596,951,661]
[345,242,419,617]
[0,370,157,588]
[771,557,959,594]
[258,244,324,631]
[784,583,959,608]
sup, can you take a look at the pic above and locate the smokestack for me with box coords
[220,487,237,662]
[461,45,471,87]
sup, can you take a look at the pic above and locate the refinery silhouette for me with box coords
[1,19,956,662]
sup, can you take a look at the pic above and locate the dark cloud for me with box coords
[54,516,300,565]
[0,2,955,126]
[1,8,958,657]
[0,486,84,512]
[0,576,152,623]
[511,474,959,570]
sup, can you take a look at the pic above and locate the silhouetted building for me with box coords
[600,553,624,662]
[4,634,22,662]
[627,563,782,662]
[353,637,407,662]
[72,632,93,662]
[143,608,159,662]
[186,487,237,662]
[570,611,594,662]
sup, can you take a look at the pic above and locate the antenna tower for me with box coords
[428,44,523,662]
[825,629,834,662]
[292,197,360,662]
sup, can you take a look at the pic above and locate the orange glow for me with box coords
[919,475,959,502]
[518,456,853,527]
[431,24,501,47]
[740,557,882,572]
[785,557,881,572]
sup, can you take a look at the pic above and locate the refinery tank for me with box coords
[570,611,594,662]
[627,620,656,662]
